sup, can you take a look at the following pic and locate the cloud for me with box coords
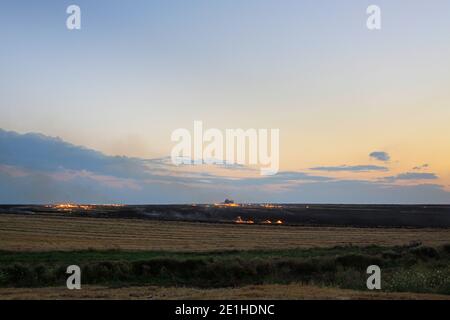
[309,165,388,172]
[369,151,390,162]
[259,171,332,182]
[223,171,334,188]
[271,180,450,204]
[1,128,450,204]
[0,129,151,179]
[51,170,142,190]
[413,164,429,170]
[383,172,438,182]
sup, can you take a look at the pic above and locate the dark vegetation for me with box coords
[1,242,449,295]
[2,204,450,228]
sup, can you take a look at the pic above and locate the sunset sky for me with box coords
[1,1,450,203]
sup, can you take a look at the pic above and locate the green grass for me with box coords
[1,243,449,295]
[0,245,392,265]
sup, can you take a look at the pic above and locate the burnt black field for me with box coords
[1,204,450,228]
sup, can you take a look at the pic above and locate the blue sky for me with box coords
[1,1,450,203]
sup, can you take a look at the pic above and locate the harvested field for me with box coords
[0,214,449,252]
[1,284,449,300]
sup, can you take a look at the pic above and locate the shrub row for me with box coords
[0,245,449,294]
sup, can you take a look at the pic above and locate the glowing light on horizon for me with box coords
[48,203,125,211]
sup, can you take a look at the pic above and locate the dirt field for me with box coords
[1,284,449,300]
[1,214,449,251]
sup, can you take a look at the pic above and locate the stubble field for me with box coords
[1,214,449,252]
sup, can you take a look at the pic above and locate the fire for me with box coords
[50,203,124,212]
[51,203,93,211]
[234,217,283,225]
[214,203,240,208]
[260,204,282,208]
[215,203,240,207]
[234,216,254,224]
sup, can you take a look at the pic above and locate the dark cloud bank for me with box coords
[1,128,449,204]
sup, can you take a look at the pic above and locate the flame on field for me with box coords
[235,216,254,224]
[234,217,283,225]
[260,204,282,208]
[48,203,124,211]
[50,203,92,211]
[214,203,240,207]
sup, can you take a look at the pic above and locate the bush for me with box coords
[405,241,422,249]
[313,257,338,273]
[334,268,366,290]
[442,244,450,254]
[335,254,383,269]
[382,250,402,260]
[3,264,37,286]
[34,265,56,285]
[275,259,318,275]
[385,268,450,294]
[0,271,7,285]
[409,246,440,260]
[202,259,247,287]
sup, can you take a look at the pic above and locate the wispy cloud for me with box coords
[382,172,438,182]
[413,164,429,171]
[310,165,388,172]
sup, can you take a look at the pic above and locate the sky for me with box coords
[0,1,450,204]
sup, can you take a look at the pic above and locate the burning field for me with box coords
[2,203,450,228]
